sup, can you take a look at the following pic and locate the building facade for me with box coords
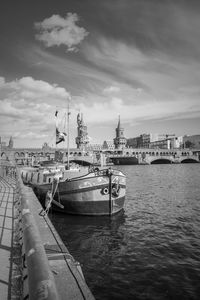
[102,140,115,151]
[86,144,103,151]
[127,133,177,148]
[0,136,14,150]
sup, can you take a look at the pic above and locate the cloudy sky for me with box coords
[0,0,200,148]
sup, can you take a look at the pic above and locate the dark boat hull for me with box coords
[111,156,138,165]
[32,172,126,216]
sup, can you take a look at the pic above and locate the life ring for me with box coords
[101,187,109,195]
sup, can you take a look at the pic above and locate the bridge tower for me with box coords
[113,115,127,150]
[8,136,14,149]
[75,113,89,150]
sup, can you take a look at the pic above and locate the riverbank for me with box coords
[0,163,95,300]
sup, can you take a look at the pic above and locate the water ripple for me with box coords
[50,164,200,300]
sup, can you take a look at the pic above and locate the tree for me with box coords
[185,140,195,148]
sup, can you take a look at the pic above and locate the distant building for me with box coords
[126,137,139,148]
[149,136,183,149]
[0,136,14,149]
[8,136,14,149]
[86,144,102,151]
[149,139,171,149]
[183,135,200,149]
[102,140,115,151]
[170,136,183,149]
[113,116,127,150]
[127,133,176,148]
[139,134,151,148]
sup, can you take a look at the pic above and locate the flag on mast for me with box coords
[55,111,67,145]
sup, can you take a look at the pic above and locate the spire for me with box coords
[8,136,13,148]
[117,115,121,129]
[81,113,84,125]
[114,115,126,149]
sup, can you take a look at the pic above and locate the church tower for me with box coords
[113,116,126,150]
[75,113,89,150]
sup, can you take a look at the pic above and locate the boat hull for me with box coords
[31,171,126,216]
[111,156,138,165]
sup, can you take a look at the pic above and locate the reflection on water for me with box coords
[50,164,200,300]
[50,211,126,267]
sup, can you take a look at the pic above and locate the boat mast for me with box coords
[67,99,70,169]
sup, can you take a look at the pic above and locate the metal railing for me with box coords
[16,168,60,300]
[0,161,60,300]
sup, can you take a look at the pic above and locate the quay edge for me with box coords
[0,163,95,300]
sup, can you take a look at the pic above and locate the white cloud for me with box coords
[34,13,89,52]
[0,76,71,143]
[103,85,120,94]
[13,131,48,140]
[0,77,5,86]
[75,95,200,126]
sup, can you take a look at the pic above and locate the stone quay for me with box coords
[0,162,95,300]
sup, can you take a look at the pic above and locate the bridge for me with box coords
[143,154,199,164]
[1,146,199,166]
[0,146,99,165]
[107,148,200,164]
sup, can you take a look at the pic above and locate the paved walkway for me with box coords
[0,166,95,300]
[0,172,21,300]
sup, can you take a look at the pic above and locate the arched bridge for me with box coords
[144,155,199,164]
[0,147,98,166]
[108,149,199,165]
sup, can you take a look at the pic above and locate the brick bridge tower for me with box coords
[8,136,14,149]
[113,115,126,150]
[75,113,89,150]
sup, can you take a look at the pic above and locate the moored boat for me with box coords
[20,163,126,215]
[20,107,126,215]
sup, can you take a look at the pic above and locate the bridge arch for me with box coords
[1,152,8,160]
[14,152,20,158]
[150,158,172,164]
[180,158,199,163]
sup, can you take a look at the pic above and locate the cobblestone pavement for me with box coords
[0,172,22,300]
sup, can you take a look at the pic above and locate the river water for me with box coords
[50,164,200,300]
